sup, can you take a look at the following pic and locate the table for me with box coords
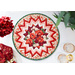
[0,11,75,63]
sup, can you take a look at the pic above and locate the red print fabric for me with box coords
[0,16,14,37]
[0,43,13,63]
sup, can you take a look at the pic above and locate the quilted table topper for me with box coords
[13,13,60,60]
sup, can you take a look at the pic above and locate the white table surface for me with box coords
[0,11,75,63]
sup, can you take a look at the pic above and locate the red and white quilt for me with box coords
[13,14,59,60]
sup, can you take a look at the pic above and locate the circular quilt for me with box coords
[12,13,60,60]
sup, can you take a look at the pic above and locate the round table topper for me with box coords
[12,13,60,60]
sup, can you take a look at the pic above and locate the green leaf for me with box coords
[25,36,27,40]
[32,40,35,44]
[64,13,70,27]
[69,25,75,29]
[28,31,30,34]
[69,18,75,24]
[56,17,61,27]
[46,37,48,39]
[66,24,75,30]
[53,13,58,18]
[69,11,75,17]
[41,29,45,33]
[56,11,65,27]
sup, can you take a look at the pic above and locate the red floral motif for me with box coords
[37,46,40,49]
[35,30,43,36]
[0,16,14,37]
[37,36,44,43]
[24,24,48,49]
[30,33,36,39]
[26,39,33,46]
